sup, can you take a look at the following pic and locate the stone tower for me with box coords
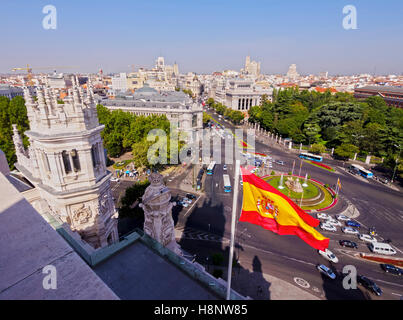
[12,80,118,248]
[139,172,181,255]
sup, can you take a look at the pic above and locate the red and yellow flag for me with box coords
[337,178,342,190]
[239,168,329,251]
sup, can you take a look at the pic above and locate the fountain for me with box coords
[302,173,308,187]
[278,174,285,189]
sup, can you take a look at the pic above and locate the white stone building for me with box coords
[99,84,203,142]
[12,81,119,249]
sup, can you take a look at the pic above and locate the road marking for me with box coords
[294,277,310,289]
[373,278,403,288]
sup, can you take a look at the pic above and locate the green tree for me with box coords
[334,143,359,160]
[310,144,326,154]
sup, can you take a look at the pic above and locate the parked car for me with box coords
[327,219,342,227]
[342,227,359,235]
[358,234,378,243]
[182,197,192,204]
[318,249,339,263]
[380,264,403,276]
[345,221,361,228]
[339,240,358,249]
[317,213,331,220]
[223,164,227,171]
[336,214,351,221]
[276,160,285,165]
[186,193,197,200]
[320,223,337,232]
[110,177,120,182]
[317,264,336,280]
[357,275,382,296]
[177,201,189,208]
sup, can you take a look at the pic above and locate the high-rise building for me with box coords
[287,64,300,79]
[12,79,119,248]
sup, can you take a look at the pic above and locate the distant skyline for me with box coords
[1,0,403,75]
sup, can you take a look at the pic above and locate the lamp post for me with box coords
[391,144,401,184]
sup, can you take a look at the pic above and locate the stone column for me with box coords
[353,153,357,161]
[365,155,371,164]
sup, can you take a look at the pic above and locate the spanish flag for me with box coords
[239,168,329,251]
[337,178,342,190]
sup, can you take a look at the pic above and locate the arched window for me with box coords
[71,149,81,172]
[62,151,71,174]
[91,144,100,167]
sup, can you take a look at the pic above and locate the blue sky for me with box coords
[1,0,403,75]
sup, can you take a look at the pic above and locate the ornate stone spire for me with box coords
[36,87,49,116]
[140,172,181,255]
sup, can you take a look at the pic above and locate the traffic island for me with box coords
[262,175,337,212]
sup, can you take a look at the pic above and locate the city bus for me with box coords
[206,161,216,175]
[349,164,374,179]
[223,174,232,192]
[299,152,323,162]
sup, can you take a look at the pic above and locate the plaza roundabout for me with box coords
[262,175,337,212]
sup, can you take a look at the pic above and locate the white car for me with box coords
[336,214,351,221]
[320,223,337,232]
[358,234,378,243]
[110,177,120,182]
[317,213,331,220]
[327,219,342,227]
[342,227,359,235]
[318,249,339,263]
[223,165,227,171]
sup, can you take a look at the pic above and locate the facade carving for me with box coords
[12,80,119,249]
[140,172,181,255]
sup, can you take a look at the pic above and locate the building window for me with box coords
[91,144,100,167]
[192,114,198,127]
[71,149,81,172]
[62,151,72,174]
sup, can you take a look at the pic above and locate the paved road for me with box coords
[172,109,403,300]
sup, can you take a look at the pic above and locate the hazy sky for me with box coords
[1,0,403,75]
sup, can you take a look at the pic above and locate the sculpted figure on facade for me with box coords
[140,172,181,255]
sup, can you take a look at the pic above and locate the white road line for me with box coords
[373,278,403,288]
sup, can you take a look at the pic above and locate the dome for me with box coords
[134,83,158,96]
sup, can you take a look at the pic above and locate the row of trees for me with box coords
[0,96,30,169]
[248,88,403,178]
[97,105,184,169]
[206,98,245,124]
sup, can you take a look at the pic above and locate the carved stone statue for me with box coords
[140,172,181,255]
[285,177,303,193]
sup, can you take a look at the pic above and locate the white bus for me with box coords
[206,161,216,175]
[349,164,373,179]
[223,174,231,192]
[299,152,323,162]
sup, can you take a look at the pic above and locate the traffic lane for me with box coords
[257,141,403,247]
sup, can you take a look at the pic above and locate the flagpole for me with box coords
[226,159,240,300]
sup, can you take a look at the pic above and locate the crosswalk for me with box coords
[175,225,225,242]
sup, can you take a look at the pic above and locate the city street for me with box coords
[171,109,403,300]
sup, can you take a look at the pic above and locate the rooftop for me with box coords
[0,173,118,300]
